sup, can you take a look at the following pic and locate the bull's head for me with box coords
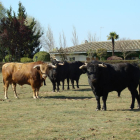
[33,63,56,79]
[79,62,107,83]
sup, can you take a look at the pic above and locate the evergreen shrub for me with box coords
[33,51,50,62]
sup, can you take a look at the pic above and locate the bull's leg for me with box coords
[4,81,9,99]
[95,96,101,111]
[102,93,108,111]
[76,79,79,88]
[128,87,136,109]
[35,88,40,98]
[71,79,75,89]
[32,88,37,99]
[12,83,18,98]
[129,88,140,109]
[62,80,64,90]
[135,90,140,109]
[56,81,60,92]
[67,78,70,90]
[52,82,56,92]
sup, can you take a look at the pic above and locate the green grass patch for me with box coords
[0,73,140,139]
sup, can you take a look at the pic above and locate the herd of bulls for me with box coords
[47,59,87,92]
[2,59,140,111]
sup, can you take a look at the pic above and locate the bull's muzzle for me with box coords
[42,74,47,79]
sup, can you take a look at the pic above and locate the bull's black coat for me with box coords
[83,60,140,110]
[48,61,69,92]
[48,61,86,92]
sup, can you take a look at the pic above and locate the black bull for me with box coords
[79,60,140,110]
[47,61,87,92]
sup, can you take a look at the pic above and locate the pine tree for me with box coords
[0,2,43,62]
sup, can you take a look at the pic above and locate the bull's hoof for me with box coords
[15,96,19,99]
[4,96,8,99]
[96,108,100,111]
[130,105,134,110]
[33,96,37,99]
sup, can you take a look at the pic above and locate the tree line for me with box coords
[0,2,42,62]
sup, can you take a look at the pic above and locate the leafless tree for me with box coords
[88,32,99,42]
[43,25,55,52]
[57,31,67,61]
[116,38,136,60]
[71,26,78,46]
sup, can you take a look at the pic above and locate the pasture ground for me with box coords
[0,72,140,140]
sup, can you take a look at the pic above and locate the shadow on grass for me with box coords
[107,108,140,112]
[73,88,91,91]
[78,85,89,86]
[43,95,93,100]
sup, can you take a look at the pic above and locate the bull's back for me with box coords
[103,63,140,91]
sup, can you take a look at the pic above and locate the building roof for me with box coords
[50,40,140,54]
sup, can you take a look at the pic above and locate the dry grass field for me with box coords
[0,71,140,140]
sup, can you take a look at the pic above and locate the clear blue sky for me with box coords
[1,0,140,49]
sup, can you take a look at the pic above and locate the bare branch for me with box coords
[88,32,99,42]
[71,26,78,46]
[62,31,67,48]
[58,31,67,61]
[43,25,55,52]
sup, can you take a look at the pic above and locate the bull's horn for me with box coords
[48,64,56,68]
[79,63,87,69]
[51,65,56,68]
[58,62,64,65]
[33,65,41,69]
[98,63,107,68]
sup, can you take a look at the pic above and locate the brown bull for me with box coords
[2,61,56,99]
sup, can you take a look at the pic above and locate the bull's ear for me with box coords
[33,65,41,70]
[98,63,107,68]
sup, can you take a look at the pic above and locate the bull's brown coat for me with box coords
[2,61,55,99]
